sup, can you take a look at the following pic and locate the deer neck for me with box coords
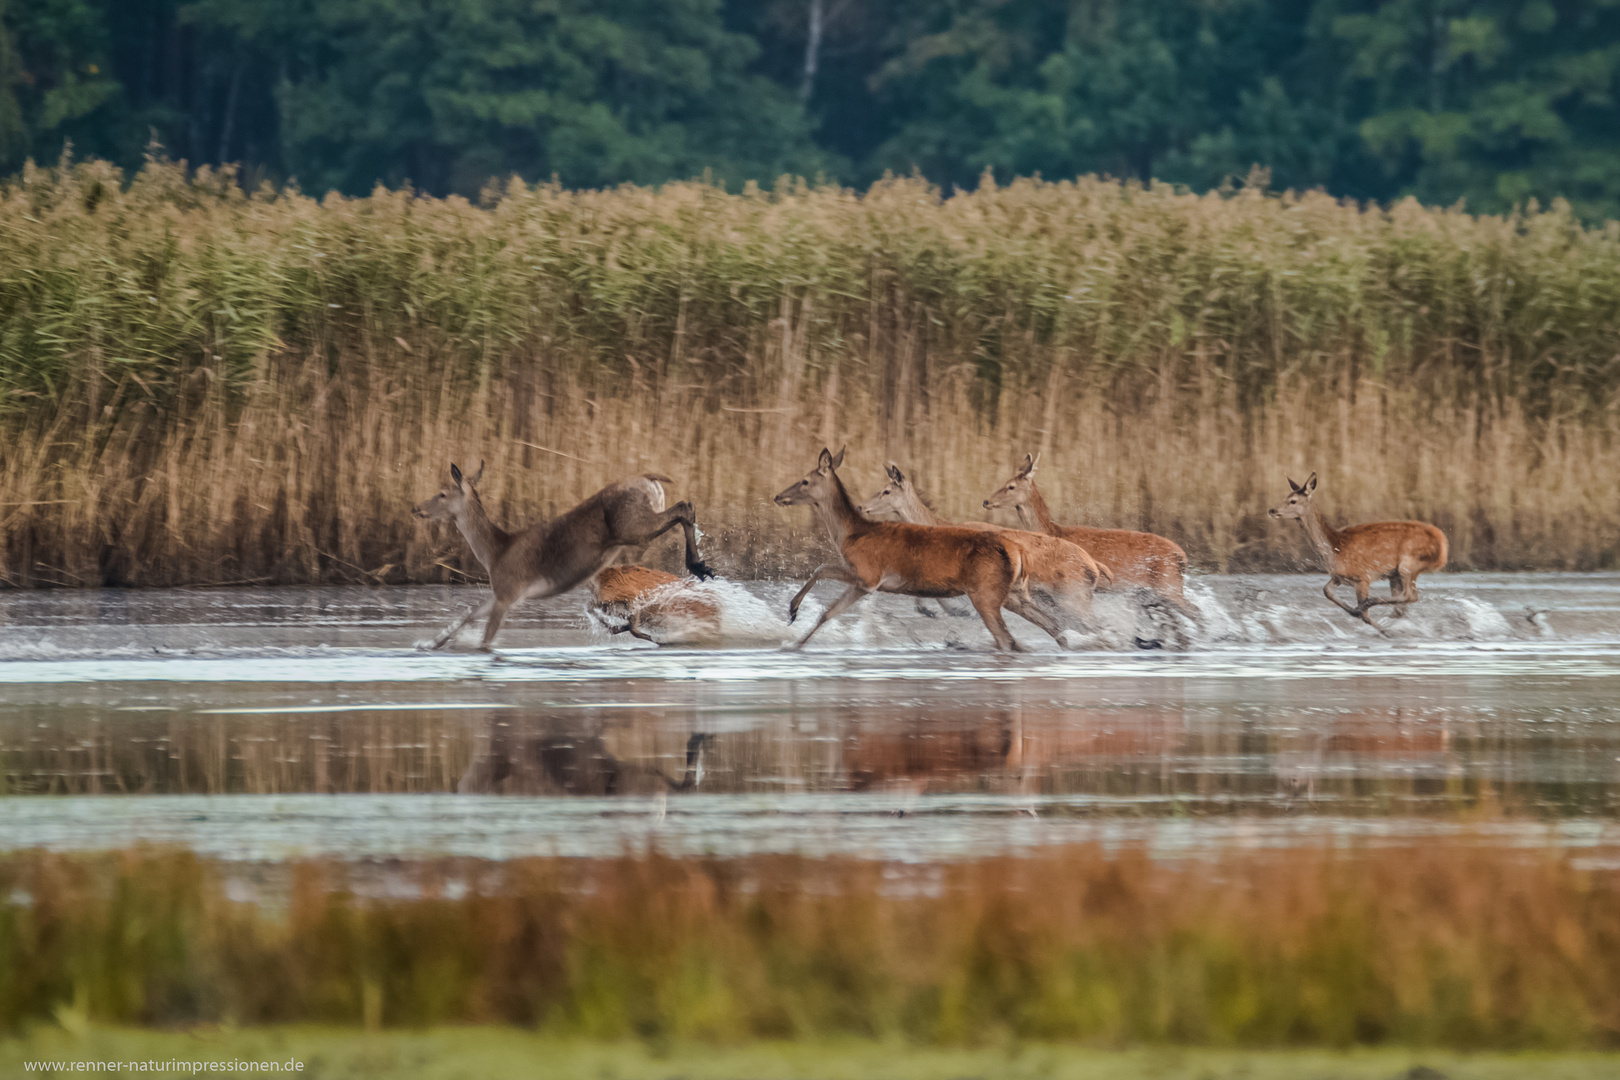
[1018,483,1057,534]
[813,472,866,551]
[453,494,510,572]
[1296,503,1343,569]
[902,488,948,527]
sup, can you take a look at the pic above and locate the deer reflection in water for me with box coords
[455,715,713,795]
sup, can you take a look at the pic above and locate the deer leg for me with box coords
[792,583,869,650]
[914,599,938,618]
[1322,580,1382,630]
[432,597,493,649]
[623,611,659,643]
[789,562,860,622]
[1004,592,1071,648]
[611,500,714,579]
[478,599,513,651]
[968,588,1023,652]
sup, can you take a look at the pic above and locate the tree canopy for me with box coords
[2,0,1618,218]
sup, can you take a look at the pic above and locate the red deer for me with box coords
[588,565,722,646]
[984,454,1197,620]
[1268,472,1447,630]
[412,461,712,649]
[860,462,1112,632]
[774,448,1083,651]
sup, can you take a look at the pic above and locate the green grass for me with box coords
[3,1028,1618,1080]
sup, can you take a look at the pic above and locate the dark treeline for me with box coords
[3,1,1620,216]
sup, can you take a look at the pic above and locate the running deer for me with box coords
[412,462,713,649]
[588,565,722,646]
[984,454,1197,620]
[774,448,1082,651]
[860,461,1113,625]
[1267,472,1448,630]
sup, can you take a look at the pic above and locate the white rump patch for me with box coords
[637,476,667,513]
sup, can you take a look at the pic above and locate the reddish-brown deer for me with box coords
[860,461,1112,629]
[774,448,1079,651]
[588,565,722,646]
[412,461,713,649]
[1268,472,1448,631]
[984,454,1197,621]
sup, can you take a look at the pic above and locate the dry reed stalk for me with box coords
[2,158,1618,584]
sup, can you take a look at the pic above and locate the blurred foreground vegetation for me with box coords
[3,1028,1619,1080]
[2,158,1618,584]
[3,844,1619,1047]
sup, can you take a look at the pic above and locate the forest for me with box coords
[3,1,1620,220]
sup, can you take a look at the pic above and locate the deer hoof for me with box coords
[687,559,714,581]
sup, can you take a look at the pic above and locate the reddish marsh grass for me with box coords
[2,844,1617,1047]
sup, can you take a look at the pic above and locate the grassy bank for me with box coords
[5,1028,1619,1080]
[2,157,1619,585]
[2,844,1618,1047]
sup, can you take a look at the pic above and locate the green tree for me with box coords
[1329,0,1620,218]
[188,0,829,195]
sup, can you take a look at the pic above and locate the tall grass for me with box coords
[2,844,1618,1046]
[2,156,1618,584]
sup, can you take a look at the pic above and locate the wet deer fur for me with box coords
[984,454,1196,620]
[588,565,722,646]
[412,461,713,649]
[861,461,1111,627]
[774,448,1075,652]
[1268,471,1448,632]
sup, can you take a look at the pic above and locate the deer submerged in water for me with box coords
[412,461,713,650]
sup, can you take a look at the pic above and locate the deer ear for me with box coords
[1304,472,1317,494]
[1287,476,1300,494]
[1017,453,1036,478]
[450,463,464,490]
[885,463,904,483]
[830,446,845,469]
[817,448,833,470]
[468,460,484,487]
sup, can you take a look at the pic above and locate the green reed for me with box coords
[2,156,1618,584]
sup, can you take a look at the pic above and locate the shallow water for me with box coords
[2,573,1618,862]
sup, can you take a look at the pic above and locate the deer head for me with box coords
[983,453,1039,513]
[774,446,845,508]
[857,462,914,518]
[1268,472,1317,520]
[412,460,484,521]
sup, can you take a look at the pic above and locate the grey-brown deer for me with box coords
[1268,472,1448,631]
[774,448,1081,651]
[412,461,713,649]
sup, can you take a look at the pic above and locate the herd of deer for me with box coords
[412,449,1449,652]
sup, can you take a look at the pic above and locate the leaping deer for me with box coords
[1268,472,1447,631]
[775,448,1089,651]
[984,454,1197,621]
[412,462,713,649]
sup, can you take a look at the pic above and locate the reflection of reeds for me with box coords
[2,844,1617,1046]
[3,158,1618,585]
[2,707,1610,812]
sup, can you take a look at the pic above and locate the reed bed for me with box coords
[2,844,1618,1047]
[2,157,1620,584]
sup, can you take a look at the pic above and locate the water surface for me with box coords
[3,574,1617,862]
